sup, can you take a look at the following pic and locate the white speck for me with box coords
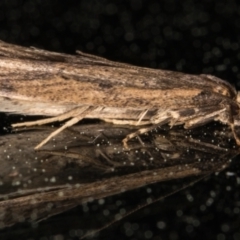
[210,191,216,198]
[12,181,21,186]
[157,221,166,229]
[146,188,152,193]
[226,171,235,176]
[58,191,64,197]
[206,197,214,206]
[114,213,122,220]
[226,186,232,191]
[119,208,126,215]
[98,199,105,205]
[176,210,183,217]
[186,194,194,202]
[237,177,240,185]
[50,177,56,183]
[103,209,110,216]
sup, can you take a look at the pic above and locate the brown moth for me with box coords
[0,40,240,149]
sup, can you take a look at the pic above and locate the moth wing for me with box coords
[0,40,236,98]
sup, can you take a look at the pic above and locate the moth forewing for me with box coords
[0,40,240,149]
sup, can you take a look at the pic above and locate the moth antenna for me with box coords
[80,175,207,239]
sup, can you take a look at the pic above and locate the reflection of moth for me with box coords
[0,41,240,149]
[0,122,238,231]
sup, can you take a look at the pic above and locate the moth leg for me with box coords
[184,108,229,129]
[103,109,151,126]
[122,110,172,148]
[123,127,152,148]
[184,107,240,144]
[122,107,230,149]
[103,119,151,126]
[12,106,92,128]
[34,106,97,150]
[122,118,170,149]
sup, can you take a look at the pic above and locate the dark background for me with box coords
[0,0,240,240]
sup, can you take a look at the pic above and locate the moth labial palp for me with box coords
[0,40,240,149]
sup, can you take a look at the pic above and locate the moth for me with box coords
[0,40,240,149]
